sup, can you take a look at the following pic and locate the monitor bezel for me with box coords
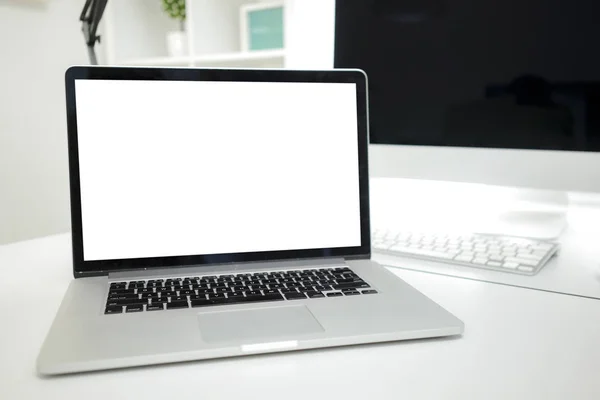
[65,66,371,277]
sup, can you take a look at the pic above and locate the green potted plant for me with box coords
[163,0,187,57]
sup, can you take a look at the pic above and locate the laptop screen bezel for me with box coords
[65,66,371,277]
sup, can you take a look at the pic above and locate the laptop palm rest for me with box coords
[198,305,324,343]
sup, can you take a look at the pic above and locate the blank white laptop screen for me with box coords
[74,79,362,261]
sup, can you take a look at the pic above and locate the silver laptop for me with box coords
[37,66,463,375]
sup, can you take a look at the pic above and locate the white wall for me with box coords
[0,0,93,244]
[285,0,335,69]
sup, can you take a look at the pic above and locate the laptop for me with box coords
[37,66,463,375]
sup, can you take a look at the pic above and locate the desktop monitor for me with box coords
[334,0,600,194]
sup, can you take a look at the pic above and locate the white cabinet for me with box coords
[104,0,328,68]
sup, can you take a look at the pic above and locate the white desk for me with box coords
[2,233,600,399]
[371,178,600,299]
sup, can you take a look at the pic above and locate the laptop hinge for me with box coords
[107,257,348,280]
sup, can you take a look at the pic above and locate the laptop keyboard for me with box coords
[105,267,377,314]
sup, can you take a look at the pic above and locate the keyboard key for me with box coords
[110,283,126,290]
[504,257,539,267]
[263,289,280,295]
[109,288,136,296]
[146,304,163,311]
[105,306,123,314]
[166,301,189,310]
[362,290,378,294]
[269,283,285,289]
[326,292,343,297]
[109,293,140,300]
[502,262,519,269]
[344,291,360,296]
[126,305,144,312]
[333,282,369,290]
[284,292,306,300]
[116,298,145,306]
[306,291,325,298]
[518,266,535,273]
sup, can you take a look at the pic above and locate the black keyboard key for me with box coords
[129,283,144,289]
[336,278,361,284]
[269,283,285,289]
[105,306,123,314]
[249,285,268,291]
[333,282,370,290]
[138,288,154,294]
[298,286,314,292]
[126,304,144,312]
[109,288,136,296]
[166,301,189,310]
[171,296,188,302]
[109,293,139,300]
[180,289,194,295]
[117,298,146,306]
[243,294,284,303]
[227,292,244,299]
[191,299,212,307]
[209,293,227,300]
[284,292,306,300]
[335,267,351,272]
[326,292,343,297]
[344,291,360,296]
[151,297,168,304]
[214,287,231,293]
[244,290,262,296]
[318,285,332,291]
[198,289,214,295]
[146,304,163,311]
[140,292,158,299]
[362,290,378,295]
[306,291,325,298]
[231,284,248,291]
[263,289,280,295]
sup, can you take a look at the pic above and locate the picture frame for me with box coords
[240,1,284,52]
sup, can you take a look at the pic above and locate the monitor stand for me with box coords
[473,189,568,240]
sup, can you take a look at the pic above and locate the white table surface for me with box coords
[2,233,600,399]
[371,178,600,299]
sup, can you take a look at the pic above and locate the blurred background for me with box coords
[0,0,334,245]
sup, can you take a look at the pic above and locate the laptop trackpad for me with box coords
[197,305,324,343]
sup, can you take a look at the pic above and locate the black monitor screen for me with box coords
[334,0,600,151]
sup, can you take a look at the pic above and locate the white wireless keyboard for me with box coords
[372,229,559,276]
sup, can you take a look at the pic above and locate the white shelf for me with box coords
[193,49,285,67]
[120,49,286,68]
[119,56,192,67]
